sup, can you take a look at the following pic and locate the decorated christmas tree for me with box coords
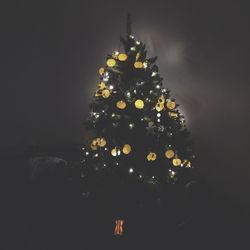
[81,15,195,235]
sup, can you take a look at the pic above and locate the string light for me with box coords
[129,168,134,173]
[157,113,161,117]
[156,84,160,89]
[109,85,114,90]
[129,123,134,129]
[152,71,157,77]
[85,151,89,156]
[130,47,136,51]
[157,119,161,122]
[136,41,140,45]
[130,35,135,39]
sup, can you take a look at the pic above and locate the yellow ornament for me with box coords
[98,82,106,90]
[95,91,101,97]
[90,143,97,150]
[102,89,110,98]
[158,95,165,104]
[116,100,127,109]
[166,100,176,110]
[134,99,144,109]
[168,112,178,118]
[111,147,121,157]
[147,152,157,161]
[97,138,107,147]
[165,149,175,159]
[118,53,128,61]
[172,158,181,167]
[134,61,143,69]
[107,58,116,67]
[99,67,105,75]
[155,102,164,112]
[122,144,132,155]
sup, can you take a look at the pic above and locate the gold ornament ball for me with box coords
[135,99,144,109]
[111,147,121,157]
[166,100,176,110]
[107,58,116,67]
[165,149,175,159]
[102,89,110,98]
[116,100,127,109]
[98,138,107,147]
[122,144,132,155]
[118,53,128,61]
[172,158,181,167]
[95,91,101,97]
[98,82,106,90]
[155,102,164,112]
[90,142,98,150]
[99,67,105,75]
[134,61,143,69]
[147,152,157,161]
[158,95,165,104]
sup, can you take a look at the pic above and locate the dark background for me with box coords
[1,0,250,249]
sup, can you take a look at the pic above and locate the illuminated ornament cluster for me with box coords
[134,99,144,109]
[155,95,165,112]
[116,100,127,109]
[111,144,132,156]
[91,137,107,150]
[166,99,176,110]
[147,152,157,161]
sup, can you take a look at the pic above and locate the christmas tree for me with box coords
[81,15,195,234]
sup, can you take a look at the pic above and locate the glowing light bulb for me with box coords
[129,123,134,129]
[130,47,136,51]
[157,119,161,122]
[85,151,89,155]
[109,85,114,90]
[136,41,140,45]
[152,71,157,77]
[156,85,160,89]
[130,35,135,39]
[157,113,161,117]
[129,168,134,173]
